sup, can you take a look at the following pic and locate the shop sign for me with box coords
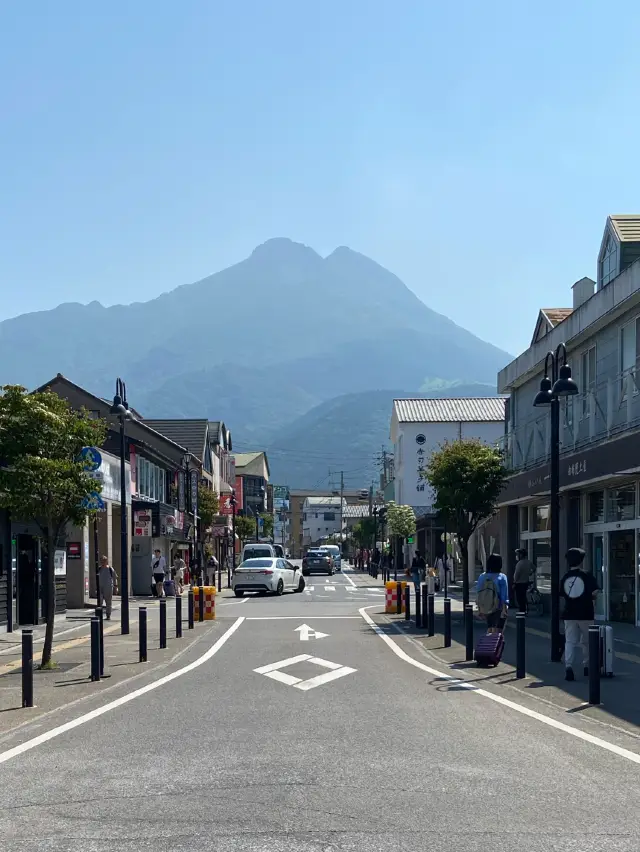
[415,438,426,493]
[567,459,587,478]
[66,542,82,560]
[161,514,176,535]
[190,471,199,516]
[177,471,186,512]
[134,510,152,537]
[212,525,228,537]
[235,476,244,511]
[273,485,289,500]
[54,549,67,577]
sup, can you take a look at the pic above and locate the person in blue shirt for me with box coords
[476,553,509,633]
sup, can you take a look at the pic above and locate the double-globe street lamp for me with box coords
[533,342,579,663]
[110,378,133,636]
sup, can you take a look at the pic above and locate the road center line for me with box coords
[0,617,245,766]
[246,616,362,620]
[358,606,640,766]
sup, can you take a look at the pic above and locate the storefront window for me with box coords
[607,485,636,522]
[587,491,604,523]
[534,505,550,532]
[520,506,529,532]
[532,538,551,594]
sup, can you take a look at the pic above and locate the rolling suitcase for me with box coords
[474,628,505,667]
[599,625,614,677]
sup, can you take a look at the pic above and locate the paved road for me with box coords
[1,567,639,851]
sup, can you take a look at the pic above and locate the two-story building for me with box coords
[302,496,346,547]
[233,452,270,521]
[498,214,640,626]
[390,397,506,568]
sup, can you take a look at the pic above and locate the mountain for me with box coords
[0,238,511,484]
[261,385,502,489]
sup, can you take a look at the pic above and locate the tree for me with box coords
[386,502,416,540]
[352,517,376,547]
[0,385,106,667]
[234,515,255,543]
[260,513,274,540]
[424,438,507,608]
[198,486,219,530]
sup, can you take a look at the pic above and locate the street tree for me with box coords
[351,517,376,548]
[0,385,106,667]
[234,515,255,544]
[198,486,220,530]
[385,502,416,571]
[424,438,507,608]
[259,513,274,540]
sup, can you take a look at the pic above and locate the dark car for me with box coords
[302,549,334,576]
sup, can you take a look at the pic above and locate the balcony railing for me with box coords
[500,367,640,472]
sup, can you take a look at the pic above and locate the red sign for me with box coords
[235,476,244,511]
[66,542,81,560]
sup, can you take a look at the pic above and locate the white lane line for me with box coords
[359,607,640,766]
[254,654,311,674]
[0,617,245,766]
[325,585,336,591]
[247,616,362,620]
[218,597,249,607]
[342,570,357,589]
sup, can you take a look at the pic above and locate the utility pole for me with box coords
[369,483,374,560]
[339,471,344,557]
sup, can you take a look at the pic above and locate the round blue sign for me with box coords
[79,447,102,472]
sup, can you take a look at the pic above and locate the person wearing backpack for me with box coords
[476,553,509,633]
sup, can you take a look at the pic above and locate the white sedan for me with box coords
[232,558,305,597]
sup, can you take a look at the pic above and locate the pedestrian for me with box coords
[513,548,535,614]
[476,553,509,633]
[561,547,599,682]
[410,550,426,598]
[151,548,166,598]
[208,553,219,586]
[173,552,186,594]
[97,555,117,619]
[435,552,450,593]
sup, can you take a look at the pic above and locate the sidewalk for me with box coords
[0,596,222,739]
[375,604,640,738]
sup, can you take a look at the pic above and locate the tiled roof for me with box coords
[609,215,640,242]
[143,419,209,459]
[393,397,506,423]
[541,308,573,327]
[343,504,383,518]
[233,452,263,468]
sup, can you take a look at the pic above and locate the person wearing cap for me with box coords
[560,547,599,682]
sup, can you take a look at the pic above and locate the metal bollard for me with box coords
[415,585,421,628]
[396,581,402,614]
[465,604,474,661]
[176,595,183,638]
[218,565,222,592]
[160,597,167,649]
[21,629,34,708]
[404,586,411,622]
[198,585,204,623]
[444,598,452,648]
[516,613,526,679]
[589,626,601,705]
[90,617,101,681]
[95,605,104,677]
[421,584,428,630]
[139,607,148,663]
[188,588,195,629]
[427,593,435,637]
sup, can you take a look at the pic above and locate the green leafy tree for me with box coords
[424,439,507,608]
[234,515,255,544]
[351,517,376,547]
[260,513,274,540]
[198,486,219,530]
[0,385,106,667]
[386,502,416,540]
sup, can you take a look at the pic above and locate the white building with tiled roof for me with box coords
[390,397,507,515]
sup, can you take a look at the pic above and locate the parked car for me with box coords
[241,543,275,562]
[273,544,285,558]
[233,557,305,597]
[318,545,341,571]
[302,549,334,576]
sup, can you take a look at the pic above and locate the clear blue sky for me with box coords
[2,0,640,355]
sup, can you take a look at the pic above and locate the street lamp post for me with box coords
[110,378,132,635]
[372,506,378,576]
[229,491,237,587]
[533,343,579,662]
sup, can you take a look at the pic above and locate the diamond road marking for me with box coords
[253,654,357,691]
[325,585,336,591]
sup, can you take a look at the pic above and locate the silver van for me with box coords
[319,545,341,571]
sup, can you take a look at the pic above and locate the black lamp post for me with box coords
[533,343,579,662]
[110,378,133,635]
[372,506,378,563]
[229,490,237,586]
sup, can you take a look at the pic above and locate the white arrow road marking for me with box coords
[254,654,356,691]
[295,624,329,641]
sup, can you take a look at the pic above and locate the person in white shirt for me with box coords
[173,553,186,594]
[151,549,166,597]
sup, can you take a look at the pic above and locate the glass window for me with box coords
[607,485,636,522]
[532,538,551,594]
[600,233,618,287]
[587,491,604,523]
[620,319,640,382]
[534,505,550,531]
[323,512,336,521]
[581,346,596,417]
[520,506,529,532]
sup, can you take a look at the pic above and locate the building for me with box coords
[390,397,506,567]
[498,214,640,627]
[233,451,270,521]
[289,489,370,557]
[302,497,346,547]
[272,486,291,552]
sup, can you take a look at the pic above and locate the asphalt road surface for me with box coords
[1,566,639,851]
